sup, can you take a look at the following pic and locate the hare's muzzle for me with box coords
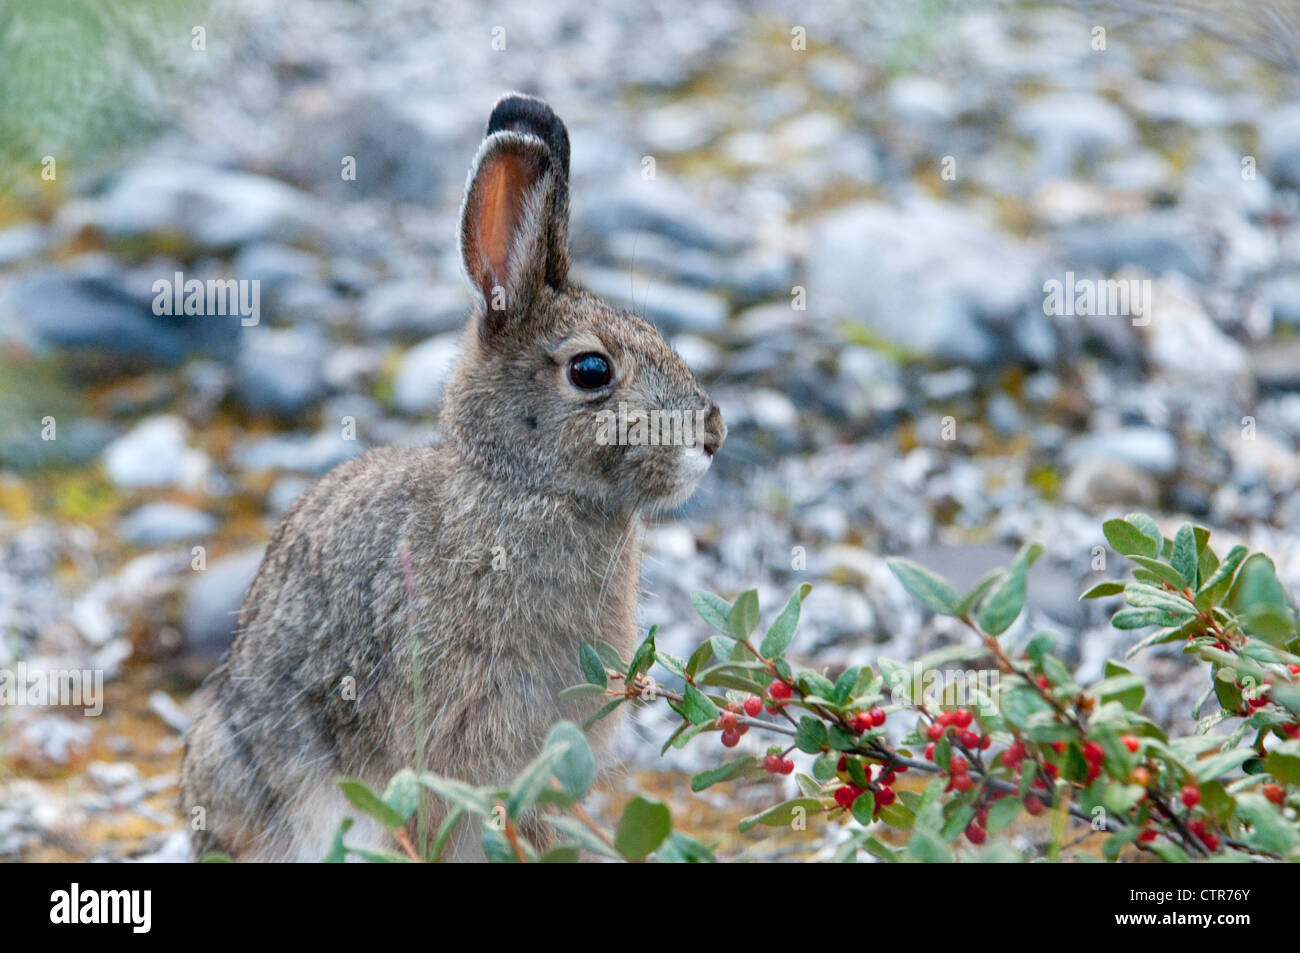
[702,400,725,458]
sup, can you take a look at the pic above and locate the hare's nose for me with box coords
[703,401,725,458]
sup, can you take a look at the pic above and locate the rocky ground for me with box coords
[2,0,1300,860]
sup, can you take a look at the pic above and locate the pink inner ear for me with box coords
[475,152,535,292]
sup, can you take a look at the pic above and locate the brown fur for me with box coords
[180,94,725,861]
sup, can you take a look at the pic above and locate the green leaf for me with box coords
[795,716,829,754]
[1197,545,1247,599]
[539,844,581,863]
[1170,524,1198,587]
[851,790,876,825]
[1193,748,1255,782]
[339,779,406,829]
[1126,556,1187,589]
[727,589,760,640]
[1112,606,1186,630]
[625,626,657,682]
[691,591,733,635]
[545,814,620,860]
[1123,583,1195,615]
[656,831,717,863]
[977,542,1043,636]
[579,642,607,687]
[985,797,1023,835]
[759,583,812,658]
[738,797,824,833]
[954,568,1003,616]
[1095,660,1145,712]
[558,683,607,701]
[507,737,573,819]
[583,697,625,729]
[382,769,421,825]
[886,557,961,615]
[690,757,760,792]
[323,818,353,863]
[548,722,596,802]
[614,796,672,861]
[1103,518,1158,558]
[1080,581,1125,600]
[1265,740,1300,786]
[682,683,721,725]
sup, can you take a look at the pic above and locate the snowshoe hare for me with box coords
[181,93,726,861]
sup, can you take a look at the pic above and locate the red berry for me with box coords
[743,695,763,717]
[965,822,986,845]
[1051,741,1065,755]
[1085,763,1101,784]
[954,709,973,728]
[869,707,887,727]
[895,762,909,773]
[949,754,969,775]
[1264,783,1285,805]
[1188,818,1206,837]
[876,786,896,807]
[1201,832,1220,851]
[976,805,990,826]
[1024,795,1045,816]
[737,724,749,736]
[1083,741,1104,764]
[836,755,848,772]
[834,785,862,808]
[952,773,973,792]
[719,711,738,731]
[959,729,980,749]
[978,734,992,750]
[765,702,781,714]
[926,722,944,741]
[1037,675,1051,690]
[1138,828,1157,843]
[1122,735,1140,753]
[1181,785,1200,808]
[879,769,896,786]
[1045,763,1059,780]
[1288,664,1300,676]
[721,728,740,747]
[925,742,936,761]
[851,713,871,733]
[779,758,794,775]
[937,710,957,726]
[768,680,792,700]
[764,755,781,773]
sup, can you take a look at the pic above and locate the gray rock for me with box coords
[0,266,236,372]
[0,224,47,265]
[235,327,327,418]
[1065,426,1180,477]
[118,503,217,546]
[232,428,364,475]
[575,182,749,254]
[89,159,325,249]
[1259,103,1300,191]
[360,281,467,342]
[1063,457,1161,509]
[102,416,210,490]
[1249,338,1300,391]
[181,547,265,660]
[1016,92,1136,176]
[230,242,322,294]
[807,198,1044,366]
[572,267,728,333]
[1057,215,1209,280]
[391,333,463,414]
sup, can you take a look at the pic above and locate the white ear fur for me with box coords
[458,132,556,333]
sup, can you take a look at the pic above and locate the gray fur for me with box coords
[181,95,726,862]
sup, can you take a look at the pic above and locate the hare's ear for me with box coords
[459,131,556,337]
[485,93,570,288]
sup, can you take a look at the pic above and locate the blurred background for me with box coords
[2,0,1300,861]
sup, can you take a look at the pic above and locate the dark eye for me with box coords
[568,353,612,390]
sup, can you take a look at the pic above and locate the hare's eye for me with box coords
[568,353,612,390]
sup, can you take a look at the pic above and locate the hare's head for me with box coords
[443,93,725,513]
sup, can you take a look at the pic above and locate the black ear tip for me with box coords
[487,93,570,174]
